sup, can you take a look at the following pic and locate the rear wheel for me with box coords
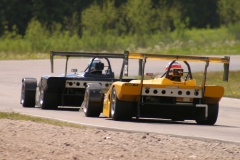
[110,87,133,121]
[20,78,37,107]
[83,90,102,117]
[196,103,219,125]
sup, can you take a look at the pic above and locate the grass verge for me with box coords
[0,112,87,129]
[0,26,240,60]
[194,71,240,98]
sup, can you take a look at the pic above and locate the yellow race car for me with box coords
[82,51,230,125]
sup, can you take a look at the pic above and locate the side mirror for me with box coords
[71,69,78,74]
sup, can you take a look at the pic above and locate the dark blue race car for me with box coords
[20,51,134,110]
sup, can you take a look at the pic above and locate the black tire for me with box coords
[83,89,102,117]
[110,87,133,121]
[20,78,37,107]
[196,103,219,125]
[40,91,58,110]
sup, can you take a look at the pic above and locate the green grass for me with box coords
[194,71,240,98]
[0,26,240,60]
[0,112,88,129]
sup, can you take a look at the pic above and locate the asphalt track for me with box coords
[0,55,240,144]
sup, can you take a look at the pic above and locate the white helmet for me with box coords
[88,58,104,72]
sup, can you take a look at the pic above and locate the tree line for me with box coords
[0,0,239,37]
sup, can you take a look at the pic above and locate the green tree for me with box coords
[81,0,118,35]
[0,0,33,36]
[24,18,48,52]
[218,0,240,25]
[180,0,220,28]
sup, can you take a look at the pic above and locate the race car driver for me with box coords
[165,61,183,82]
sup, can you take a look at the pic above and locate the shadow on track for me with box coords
[103,117,240,128]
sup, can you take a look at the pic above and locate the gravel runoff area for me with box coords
[0,119,240,160]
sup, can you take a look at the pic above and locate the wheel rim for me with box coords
[111,89,116,117]
[83,91,89,113]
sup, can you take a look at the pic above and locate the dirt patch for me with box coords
[0,119,240,160]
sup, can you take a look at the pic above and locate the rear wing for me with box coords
[50,51,128,76]
[128,52,229,63]
[50,51,230,81]
[125,51,230,81]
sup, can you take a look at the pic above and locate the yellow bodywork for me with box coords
[102,77,224,117]
[203,86,224,104]
[101,52,229,118]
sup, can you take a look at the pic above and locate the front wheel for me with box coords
[110,87,133,121]
[196,103,219,125]
[20,78,37,107]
